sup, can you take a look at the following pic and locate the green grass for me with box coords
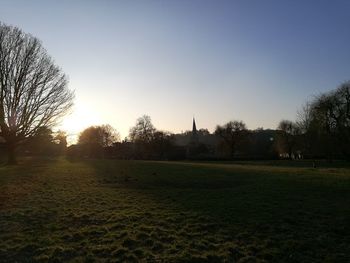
[0,158,349,262]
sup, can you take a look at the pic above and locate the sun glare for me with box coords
[58,102,103,143]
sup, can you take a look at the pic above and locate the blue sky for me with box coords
[1,0,350,139]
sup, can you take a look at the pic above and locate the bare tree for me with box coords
[78,124,119,147]
[296,103,317,157]
[54,130,68,154]
[215,120,248,159]
[129,115,156,143]
[129,115,157,159]
[302,82,350,159]
[77,125,119,158]
[297,103,313,134]
[0,23,74,164]
[277,120,301,158]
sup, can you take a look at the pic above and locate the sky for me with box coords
[1,0,350,141]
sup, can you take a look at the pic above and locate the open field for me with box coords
[0,158,349,262]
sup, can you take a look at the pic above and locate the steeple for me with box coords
[192,117,197,134]
[191,117,198,144]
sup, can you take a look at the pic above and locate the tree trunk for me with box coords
[6,142,17,165]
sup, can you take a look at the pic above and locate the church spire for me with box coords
[192,117,197,134]
[191,117,198,144]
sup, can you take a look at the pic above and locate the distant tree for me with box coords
[0,23,74,164]
[329,83,350,158]
[299,82,350,160]
[54,130,67,147]
[24,126,54,155]
[54,130,68,154]
[198,128,210,136]
[101,124,120,147]
[112,140,134,159]
[33,126,54,143]
[215,120,248,159]
[129,115,156,143]
[151,131,174,159]
[79,125,119,147]
[78,125,119,157]
[296,102,322,158]
[277,120,301,158]
[297,103,313,134]
[21,126,67,156]
[129,115,156,159]
[248,129,278,159]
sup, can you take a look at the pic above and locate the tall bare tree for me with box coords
[129,115,157,159]
[129,115,156,143]
[0,23,74,164]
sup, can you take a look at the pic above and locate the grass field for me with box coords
[0,158,349,262]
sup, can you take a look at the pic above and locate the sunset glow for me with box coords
[1,0,350,139]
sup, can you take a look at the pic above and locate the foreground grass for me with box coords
[0,158,349,262]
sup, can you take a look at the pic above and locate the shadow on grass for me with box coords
[0,157,60,209]
[85,159,350,262]
[0,158,349,262]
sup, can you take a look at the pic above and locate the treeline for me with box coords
[3,82,349,161]
[67,116,185,160]
[0,127,67,159]
[62,115,280,160]
[279,81,350,161]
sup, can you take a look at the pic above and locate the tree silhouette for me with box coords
[151,131,174,159]
[215,120,248,159]
[54,130,68,154]
[0,23,74,164]
[277,120,301,159]
[78,125,119,157]
[129,115,156,159]
[24,126,54,155]
[129,115,156,143]
[299,82,350,160]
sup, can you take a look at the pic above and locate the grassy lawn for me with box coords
[0,158,349,262]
